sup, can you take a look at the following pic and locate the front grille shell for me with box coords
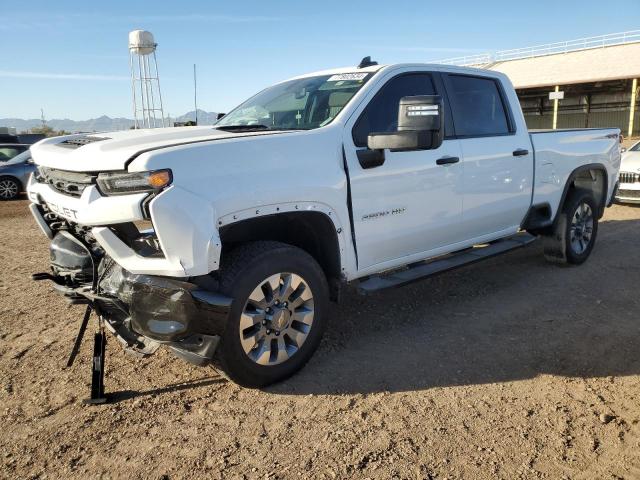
[36,167,96,198]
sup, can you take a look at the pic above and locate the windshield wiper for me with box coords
[216,124,270,131]
[216,124,308,132]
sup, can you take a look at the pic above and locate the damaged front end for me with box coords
[32,203,232,367]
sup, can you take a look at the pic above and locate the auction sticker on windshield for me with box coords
[327,73,369,82]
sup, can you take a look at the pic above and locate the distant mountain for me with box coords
[175,110,221,125]
[0,109,219,133]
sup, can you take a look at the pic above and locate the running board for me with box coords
[357,232,537,294]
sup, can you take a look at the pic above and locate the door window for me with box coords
[446,75,511,137]
[352,73,436,147]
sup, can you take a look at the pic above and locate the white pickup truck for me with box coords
[28,59,621,389]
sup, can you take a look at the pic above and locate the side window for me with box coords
[352,73,436,147]
[0,147,21,161]
[446,75,511,136]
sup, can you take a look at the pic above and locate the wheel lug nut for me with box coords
[266,329,271,334]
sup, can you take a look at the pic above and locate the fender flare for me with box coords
[217,201,351,276]
[554,163,609,223]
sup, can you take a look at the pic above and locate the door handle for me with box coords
[512,148,529,156]
[436,156,460,165]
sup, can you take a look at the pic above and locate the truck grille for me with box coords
[36,167,96,198]
[619,172,640,184]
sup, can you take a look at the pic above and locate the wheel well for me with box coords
[219,211,342,295]
[529,166,608,235]
[0,175,21,187]
[566,167,607,218]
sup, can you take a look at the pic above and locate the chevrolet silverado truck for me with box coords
[27,59,621,388]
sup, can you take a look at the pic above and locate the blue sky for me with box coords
[2,0,638,120]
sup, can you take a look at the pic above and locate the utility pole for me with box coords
[193,64,198,125]
[40,108,46,128]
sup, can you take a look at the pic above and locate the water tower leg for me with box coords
[629,78,638,137]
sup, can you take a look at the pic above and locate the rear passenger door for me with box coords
[442,73,533,240]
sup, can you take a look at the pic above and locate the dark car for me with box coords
[0,134,21,144]
[0,147,35,200]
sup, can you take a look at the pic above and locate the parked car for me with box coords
[27,60,621,388]
[615,140,640,203]
[0,134,20,144]
[0,148,34,200]
[17,134,47,145]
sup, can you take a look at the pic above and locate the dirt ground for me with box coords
[1,197,639,480]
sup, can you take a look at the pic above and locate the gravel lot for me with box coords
[1,197,639,479]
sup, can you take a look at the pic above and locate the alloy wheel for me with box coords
[239,272,314,366]
[569,202,594,254]
[0,179,18,200]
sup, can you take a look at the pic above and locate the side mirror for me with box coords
[368,95,444,152]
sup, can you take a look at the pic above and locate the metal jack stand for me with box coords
[66,305,109,405]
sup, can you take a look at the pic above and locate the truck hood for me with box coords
[620,151,640,173]
[29,126,286,172]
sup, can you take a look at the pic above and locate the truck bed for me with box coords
[529,128,620,219]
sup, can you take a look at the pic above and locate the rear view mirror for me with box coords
[368,95,444,152]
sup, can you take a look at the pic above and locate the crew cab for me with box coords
[27,60,621,388]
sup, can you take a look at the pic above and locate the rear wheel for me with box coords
[543,189,598,265]
[214,241,329,387]
[0,177,20,200]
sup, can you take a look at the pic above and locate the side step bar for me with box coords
[357,232,537,294]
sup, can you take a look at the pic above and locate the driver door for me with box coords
[343,71,464,272]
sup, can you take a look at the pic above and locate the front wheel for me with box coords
[543,189,599,265]
[0,177,20,201]
[214,241,329,388]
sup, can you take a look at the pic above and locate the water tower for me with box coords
[128,30,166,128]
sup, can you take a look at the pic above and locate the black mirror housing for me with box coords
[367,95,444,152]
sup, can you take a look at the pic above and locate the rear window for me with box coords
[447,75,511,137]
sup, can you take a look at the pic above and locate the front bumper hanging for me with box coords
[32,226,233,404]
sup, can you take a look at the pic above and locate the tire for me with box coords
[214,241,329,388]
[543,189,598,265]
[0,177,20,201]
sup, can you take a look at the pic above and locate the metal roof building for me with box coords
[436,31,640,136]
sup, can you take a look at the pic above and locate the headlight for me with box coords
[96,170,172,196]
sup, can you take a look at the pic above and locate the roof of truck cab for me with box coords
[288,63,502,81]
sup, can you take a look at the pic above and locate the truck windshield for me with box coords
[216,73,372,131]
